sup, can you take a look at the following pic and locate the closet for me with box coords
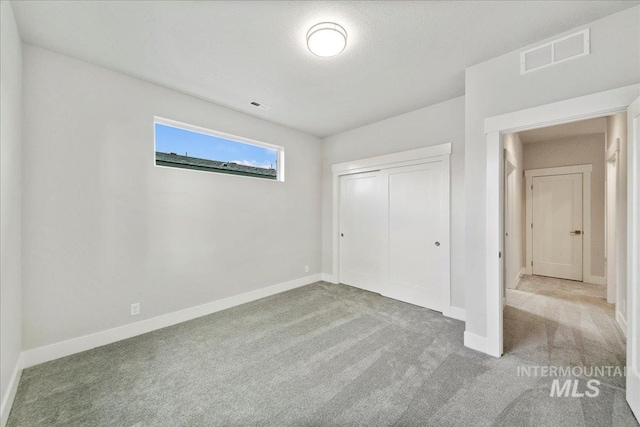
[333,144,451,314]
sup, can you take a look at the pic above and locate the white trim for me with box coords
[605,148,619,304]
[486,131,503,358]
[22,274,321,368]
[626,98,640,419]
[584,275,606,286]
[485,85,638,135]
[153,116,285,182]
[464,331,489,354]
[448,307,466,322]
[525,165,593,282]
[0,355,23,427]
[484,84,639,359]
[524,164,592,178]
[617,310,628,338]
[331,144,451,175]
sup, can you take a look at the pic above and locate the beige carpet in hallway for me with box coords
[505,275,627,389]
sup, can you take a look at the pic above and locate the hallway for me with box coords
[505,275,626,389]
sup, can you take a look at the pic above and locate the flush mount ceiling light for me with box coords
[306,22,347,57]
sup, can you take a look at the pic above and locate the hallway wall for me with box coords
[503,133,525,289]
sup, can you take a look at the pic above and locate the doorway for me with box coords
[525,167,590,282]
[531,173,583,280]
[502,115,628,416]
[484,86,639,419]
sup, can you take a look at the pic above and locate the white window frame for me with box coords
[154,116,285,182]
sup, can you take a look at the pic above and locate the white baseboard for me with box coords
[464,331,488,354]
[448,306,465,321]
[616,310,627,337]
[22,274,322,369]
[1,354,23,427]
[584,275,606,286]
[321,273,338,284]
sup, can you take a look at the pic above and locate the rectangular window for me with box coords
[154,117,283,181]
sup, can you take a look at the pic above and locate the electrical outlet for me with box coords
[130,303,140,316]
[304,265,309,273]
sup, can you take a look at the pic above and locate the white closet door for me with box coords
[532,174,583,281]
[339,172,380,293]
[379,161,448,312]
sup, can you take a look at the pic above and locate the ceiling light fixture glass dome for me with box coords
[306,22,347,57]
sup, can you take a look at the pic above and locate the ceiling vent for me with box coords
[520,29,590,74]
[249,101,272,111]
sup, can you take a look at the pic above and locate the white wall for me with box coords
[321,96,466,310]
[21,45,322,351]
[503,133,525,287]
[0,0,23,419]
[523,133,606,278]
[607,112,628,322]
[464,6,640,338]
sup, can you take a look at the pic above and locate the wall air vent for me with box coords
[520,29,590,74]
[249,101,272,111]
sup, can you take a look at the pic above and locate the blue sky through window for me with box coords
[155,123,277,170]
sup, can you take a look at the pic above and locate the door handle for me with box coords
[570,230,582,235]
[435,241,441,247]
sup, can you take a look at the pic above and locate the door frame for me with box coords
[503,152,517,297]
[524,165,592,281]
[627,97,640,417]
[483,84,639,358]
[606,139,620,305]
[330,143,452,316]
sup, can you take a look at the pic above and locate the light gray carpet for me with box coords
[7,281,639,426]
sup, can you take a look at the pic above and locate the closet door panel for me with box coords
[380,161,446,312]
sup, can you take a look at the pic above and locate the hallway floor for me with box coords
[505,275,627,389]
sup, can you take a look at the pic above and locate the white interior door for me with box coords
[532,174,583,281]
[626,96,640,419]
[379,161,448,312]
[339,171,380,293]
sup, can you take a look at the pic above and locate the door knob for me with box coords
[570,230,582,235]
[435,241,440,247]
[341,233,344,237]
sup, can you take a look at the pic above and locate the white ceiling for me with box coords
[518,117,608,144]
[11,1,637,137]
